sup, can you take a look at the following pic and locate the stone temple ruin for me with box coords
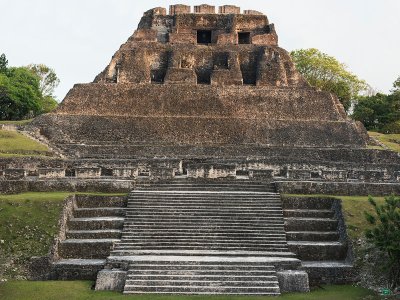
[3,4,400,295]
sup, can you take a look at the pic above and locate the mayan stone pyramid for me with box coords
[30,4,367,159]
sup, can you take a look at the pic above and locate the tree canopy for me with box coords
[352,77,400,133]
[0,54,59,120]
[290,48,368,111]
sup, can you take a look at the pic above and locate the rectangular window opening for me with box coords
[197,30,212,44]
[238,32,251,44]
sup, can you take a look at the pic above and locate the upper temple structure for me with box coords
[29,4,368,157]
[12,4,399,296]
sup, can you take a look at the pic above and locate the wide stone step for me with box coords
[133,187,275,192]
[288,241,347,261]
[283,209,334,218]
[75,196,126,208]
[128,201,283,206]
[125,279,278,287]
[130,195,280,199]
[74,207,125,218]
[121,236,287,242]
[114,246,289,251]
[66,229,122,239]
[126,208,283,214]
[124,214,284,220]
[122,226,285,231]
[128,264,276,271]
[58,239,118,259]
[285,218,338,231]
[126,275,277,281]
[68,217,124,230]
[282,198,334,210]
[123,286,280,295]
[286,231,339,241]
[122,233,286,238]
[117,240,288,246]
[51,259,106,280]
[108,250,298,258]
[123,255,280,295]
[122,230,286,237]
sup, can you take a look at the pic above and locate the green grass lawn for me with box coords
[0,129,53,157]
[0,192,126,279]
[0,281,376,300]
[368,131,400,153]
[0,119,33,125]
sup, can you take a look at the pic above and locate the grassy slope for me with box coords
[368,131,400,153]
[0,192,126,279]
[0,281,375,300]
[0,119,33,125]
[0,130,52,157]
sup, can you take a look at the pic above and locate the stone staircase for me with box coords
[102,180,305,295]
[282,196,354,284]
[51,195,127,279]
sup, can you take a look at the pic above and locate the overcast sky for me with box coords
[1,0,399,100]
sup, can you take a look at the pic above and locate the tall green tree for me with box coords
[290,48,368,111]
[365,195,400,288]
[0,67,42,120]
[0,54,59,120]
[0,54,8,74]
[353,77,400,133]
[27,64,59,97]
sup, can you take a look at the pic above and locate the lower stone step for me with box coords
[68,217,124,230]
[51,259,105,280]
[67,229,122,239]
[286,231,339,241]
[285,218,338,231]
[302,261,355,285]
[58,239,119,259]
[288,241,348,261]
[123,259,280,295]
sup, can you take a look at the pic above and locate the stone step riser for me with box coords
[74,209,125,218]
[129,197,280,200]
[109,252,297,258]
[124,219,285,224]
[124,280,278,287]
[58,242,114,259]
[123,286,280,294]
[76,199,126,208]
[283,211,334,218]
[286,232,339,242]
[125,277,277,283]
[288,243,347,261]
[114,247,290,251]
[117,242,288,247]
[68,220,124,231]
[127,266,276,271]
[121,236,286,243]
[132,188,275,190]
[124,216,284,220]
[123,224,285,228]
[285,219,338,232]
[66,231,122,239]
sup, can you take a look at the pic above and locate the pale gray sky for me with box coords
[1,0,399,100]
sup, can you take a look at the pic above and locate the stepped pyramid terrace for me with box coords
[2,3,400,296]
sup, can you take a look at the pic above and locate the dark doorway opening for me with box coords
[238,32,251,44]
[197,30,212,44]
